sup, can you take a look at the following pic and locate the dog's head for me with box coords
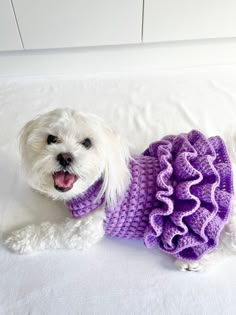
[19,108,130,205]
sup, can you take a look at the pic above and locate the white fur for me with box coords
[5,108,236,271]
[5,207,105,254]
[18,108,130,204]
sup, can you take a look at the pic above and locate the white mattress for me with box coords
[1,66,236,314]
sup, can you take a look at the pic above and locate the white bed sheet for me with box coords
[1,66,236,314]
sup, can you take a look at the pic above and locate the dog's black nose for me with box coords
[57,153,73,167]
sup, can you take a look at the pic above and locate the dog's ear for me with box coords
[18,119,36,160]
[99,125,130,207]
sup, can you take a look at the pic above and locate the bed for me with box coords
[1,66,236,314]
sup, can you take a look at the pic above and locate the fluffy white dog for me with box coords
[5,108,236,271]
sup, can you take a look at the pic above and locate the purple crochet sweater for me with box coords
[66,130,234,261]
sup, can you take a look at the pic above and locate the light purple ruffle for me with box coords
[143,130,233,260]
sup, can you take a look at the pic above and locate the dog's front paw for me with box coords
[175,259,202,272]
[5,225,38,254]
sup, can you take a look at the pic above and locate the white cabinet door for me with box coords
[143,0,236,43]
[0,0,22,51]
[12,0,143,49]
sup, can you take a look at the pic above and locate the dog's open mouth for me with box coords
[53,171,78,192]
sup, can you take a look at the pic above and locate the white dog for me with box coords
[5,108,236,271]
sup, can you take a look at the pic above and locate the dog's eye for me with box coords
[47,135,58,145]
[81,138,92,149]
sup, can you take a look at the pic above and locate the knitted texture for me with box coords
[66,130,234,261]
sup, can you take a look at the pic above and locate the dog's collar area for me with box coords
[66,179,104,217]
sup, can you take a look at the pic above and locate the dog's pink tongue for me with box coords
[54,171,77,188]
